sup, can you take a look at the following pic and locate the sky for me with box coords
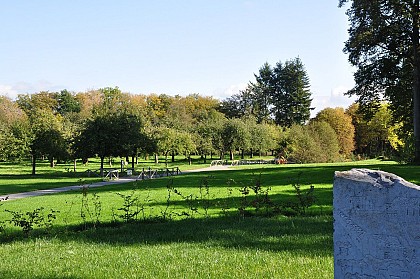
[0,0,356,116]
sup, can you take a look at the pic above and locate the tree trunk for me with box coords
[73,159,77,172]
[171,151,175,162]
[230,150,234,160]
[32,154,36,175]
[49,157,55,168]
[154,153,158,164]
[241,149,244,159]
[250,148,253,158]
[131,155,135,170]
[204,154,207,164]
[100,156,105,176]
[413,0,420,164]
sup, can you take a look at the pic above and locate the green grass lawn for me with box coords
[0,155,213,195]
[0,159,418,278]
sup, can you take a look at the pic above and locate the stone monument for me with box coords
[334,169,420,278]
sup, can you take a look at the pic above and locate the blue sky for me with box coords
[0,0,355,115]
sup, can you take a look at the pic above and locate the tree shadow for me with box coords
[59,162,411,196]
[1,214,333,257]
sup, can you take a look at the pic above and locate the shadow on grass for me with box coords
[64,162,419,196]
[1,214,333,257]
[2,161,419,196]
[0,173,102,196]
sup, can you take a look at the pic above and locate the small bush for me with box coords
[5,207,59,236]
[116,191,141,223]
[80,185,102,228]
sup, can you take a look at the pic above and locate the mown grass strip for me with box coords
[0,159,418,278]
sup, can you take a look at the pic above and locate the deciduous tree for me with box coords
[313,107,355,157]
[339,0,420,163]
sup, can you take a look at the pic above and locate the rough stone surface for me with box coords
[334,168,420,279]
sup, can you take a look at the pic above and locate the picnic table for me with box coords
[86,168,119,180]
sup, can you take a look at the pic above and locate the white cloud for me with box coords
[211,83,248,100]
[311,86,356,117]
[0,81,66,100]
[0,84,19,100]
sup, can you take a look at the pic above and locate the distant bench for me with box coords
[211,159,276,166]
[210,160,228,166]
[136,167,181,180]
[86,168,119,180]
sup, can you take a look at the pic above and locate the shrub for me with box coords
[308,121,341,162]
[280,122,341,163]
[5,207,59,236]
[283,125,323,163]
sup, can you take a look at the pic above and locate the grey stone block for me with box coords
[333,169,420,279]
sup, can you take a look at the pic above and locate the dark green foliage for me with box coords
[235,173,316,217]
[116,191,140,223]
[221,118,250,160]
[32,128,68,161]
[218,88,254,119]
[5,207,58,236]
[308,122,341,162]
[0,119,31,162]
[56,89,81,115]
[339,0,420,163]
[271,58,313,127]
[291,179,316,215]
[281,125,319,163]
[198,176,212,217]
[280,122,341,163]
[237,174,273,217]
[74,112,153,172]
[80,185,102,228]
[250,62,274,123]
[221,58,313,126]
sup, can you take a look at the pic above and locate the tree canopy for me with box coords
[339,0,420,163]
[313,107,355,157]
[220,58,313,126]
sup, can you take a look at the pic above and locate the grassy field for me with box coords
[0,159,418,278]
[0,155,211,195]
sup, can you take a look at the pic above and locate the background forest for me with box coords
[0,59,406,174]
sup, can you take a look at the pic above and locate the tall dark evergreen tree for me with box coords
[339,0,420,163]
[271,58,312,127]
[249,62,274,123]
[235,58,312,126]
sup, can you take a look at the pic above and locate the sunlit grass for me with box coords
[0,159,418,278]
[0,155,212,195]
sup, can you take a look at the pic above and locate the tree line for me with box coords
[0,59,408,174]
[339,0,420,163]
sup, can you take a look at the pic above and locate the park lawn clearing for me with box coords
[0,216,333,279]
[0,155,210,195]
[0,159,418,278]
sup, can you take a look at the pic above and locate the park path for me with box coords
[0,165,231,202]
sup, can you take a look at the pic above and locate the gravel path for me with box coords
[0,165,231,201]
